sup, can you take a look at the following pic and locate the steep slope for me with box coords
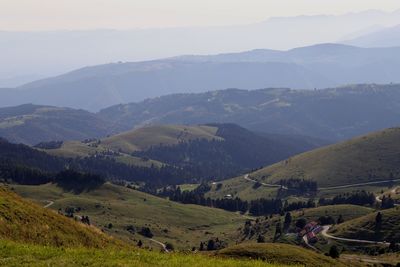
[4,44,400,110]
[0,185,121,248]
[0,104,111,145]
[100,84,400,141]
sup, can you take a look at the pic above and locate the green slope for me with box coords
[0,185,121,248]
[12,183,248,250]
[210,127,400,200]
[330,206,400,242]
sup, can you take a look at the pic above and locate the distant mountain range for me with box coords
[2,9,400,88]
[2,44,400,111]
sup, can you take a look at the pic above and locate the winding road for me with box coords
[321,225,390,246]
[244,174,400,192]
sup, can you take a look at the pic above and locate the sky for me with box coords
[1,0,400,31]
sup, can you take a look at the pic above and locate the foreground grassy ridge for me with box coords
[13,183,247,250]
[101,125,222,153]
[0,240,291,267]
[331,206,400,242]
[217,243,345,267]
[0,185,121,248]
[248,127,400,187]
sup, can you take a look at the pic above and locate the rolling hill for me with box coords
[207,127,400,200]
[330,206,400,243]
[3,44,400,111]
[99,84,400,141]
[0,104,111,145]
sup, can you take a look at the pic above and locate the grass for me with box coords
[330,206,400,242]
[217,243,346,267]
[251,127,400,187]
[0,185,122,248]
[0,240,291,267]
[101,125,222,154]
[209,127,400,200]
[12,183,248,250]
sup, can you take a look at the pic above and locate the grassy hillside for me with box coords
[0,185,121,248]
[330,206,400,242]
[217,243,345,267]
[101,125,221,153]
[12,183,248,250]
[0,104,111,145]
[209,127,400,200]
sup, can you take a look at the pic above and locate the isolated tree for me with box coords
[329,245,340,258]
[375,212,383,230]
[284,212,292,230]
[165,243,174,251]
[274,222,282,241]
[295,218,307,229]
[257,235,265,243]
[137,240,143,247]
[337,215,344,224]
[199,242,204,251]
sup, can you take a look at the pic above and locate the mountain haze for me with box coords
[3,44,400,110]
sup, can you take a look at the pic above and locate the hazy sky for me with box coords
[1,0,400,31]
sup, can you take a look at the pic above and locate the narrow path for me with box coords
[321,225,390,246]
[43,200,54,208]
[148,238,169,252]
